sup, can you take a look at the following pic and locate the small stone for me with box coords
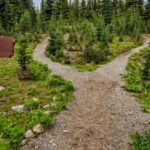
[33,97,39,101]
[12,105,27,113]
[25,130,35,139]
[33,124,45,134]
[21,139,27,145]
[0,86,5,91]
[43,104,51,109]
[52,96,57,101]
[43,111,51,115]
[35,146,39,149]
[63,130,69,133]
[51,103,56,107]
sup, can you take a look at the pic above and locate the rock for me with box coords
[21,139,27,145]
[12,105,27,113]
[52,96,57,101]
[43,111,51,115]
[25,130,35,139]
[33,97,39,101]
[0,86,5,91]
[43,104,51,109]
[51,103,56,108]
[33,124,45,134]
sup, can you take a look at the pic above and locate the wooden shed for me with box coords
[0,36,15,57]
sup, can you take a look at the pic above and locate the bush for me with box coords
[83,43,109,64]
[28,61,49,81]
[25,99,40,110]
[124,46,150,111]
[27,110,54,127]
[47,26,64,56]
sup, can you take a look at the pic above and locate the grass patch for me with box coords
[131,132,150,150]
[124,45,150,149]
[0,37,73,149]
[47,34,142,72]
[124,46,150,112]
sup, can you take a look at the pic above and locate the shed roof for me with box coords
[0,36,15,57]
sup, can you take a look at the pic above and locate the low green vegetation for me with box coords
[124,45,150,149]
[124,46,150,112]
[0,35,73,150]
[46,12,143,71]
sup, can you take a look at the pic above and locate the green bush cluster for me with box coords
[125,46,150,112]
[124,46,150,149]
[46,12,143,71]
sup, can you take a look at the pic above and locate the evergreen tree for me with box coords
[112,0,119,14]
[16,35,32,78]
[145,0,150,20]
[19,10,32,32]
[45,0,54,20]
[102,0,113,24]
[38,0,46,31]
[81,0,87,18]
[60,0,69,19]
[73,0,80,18]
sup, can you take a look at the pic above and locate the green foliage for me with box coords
[131,132,150,150]
[27,110,54,127]
[83,43,109,64]
[0,114,25,149]
[81,20,97,44]
[16,35,32,72]
[19,10,32,32]
[47,75,74,92]
[124,46,150,111]
[0,37,74,150]
[25,99,40,110]
[28,61,49,81]
[0,139,11,150]
[143,46,150,80]
[47,28,64,56]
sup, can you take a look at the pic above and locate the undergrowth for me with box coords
[0,33,74,149]
[124,45,150,149]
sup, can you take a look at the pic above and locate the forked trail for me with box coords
[21,37,150,150]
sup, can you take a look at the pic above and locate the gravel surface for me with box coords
[21,37,150,150]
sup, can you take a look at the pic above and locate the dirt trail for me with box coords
[21,37,150,150]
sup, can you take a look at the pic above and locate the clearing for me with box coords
[21,37,150,150]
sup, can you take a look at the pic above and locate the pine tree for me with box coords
[112,0,119,14]
[19,10,32,32]
[45,0,54,20]
[102,0,113,24]
[73,0,80,18]
[81,0,87,18]
[16,35,32,75]
[60,0,69,19]
[38,0,46,31]
[145,0,150,20]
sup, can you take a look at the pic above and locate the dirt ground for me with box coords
[21,37,150,150]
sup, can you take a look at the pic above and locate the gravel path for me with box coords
[21,37,150,150]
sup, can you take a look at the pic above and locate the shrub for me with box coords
[47,75,67,87]
[131,132,150,150]
[25,99,40,110]
[47,26,64,56]
[83,43,109,64]
[16,35,32,80]
[27,110,54,127]
[28,61,49,81]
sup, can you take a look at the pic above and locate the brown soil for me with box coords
[21,37,150,150]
